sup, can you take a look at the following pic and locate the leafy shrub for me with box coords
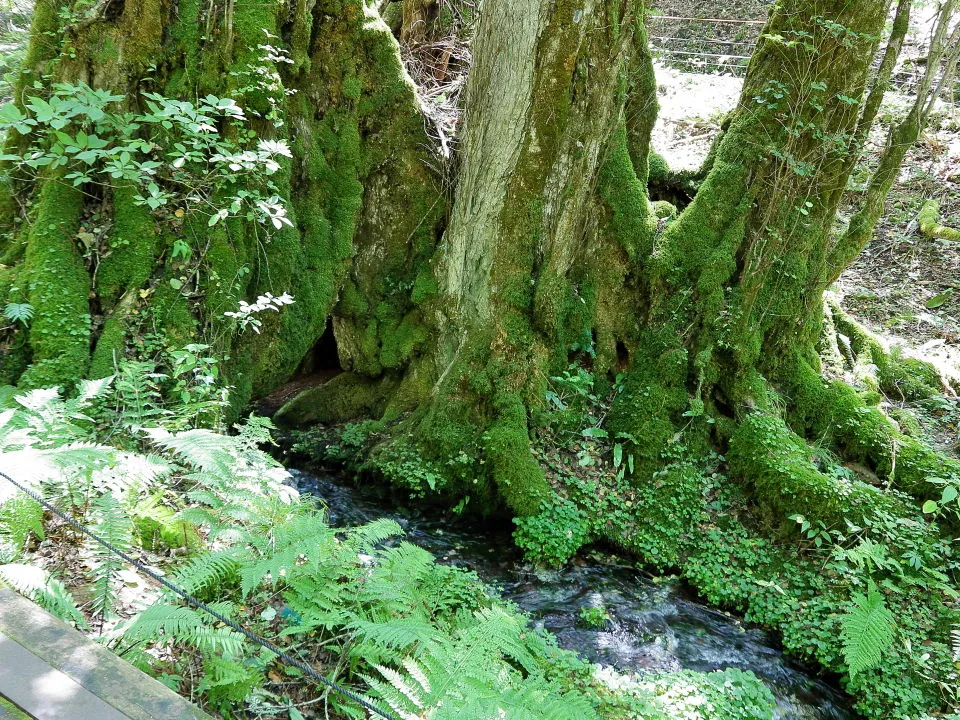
[514,496,591,566]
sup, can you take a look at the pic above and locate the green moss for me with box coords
[150,270,198,349]
[917,200,960,241]
[274,373,396,427]
[19,181,89,389]
[484,393,554,517]
[201,224,242,319]
[410,269,438,305]
[378,311,428,369]
[96,188,159,310]
[832,308,944,400]
[607,342,690,479]
[290,0,314,73]
[89,315,126,378]
[647,151,670,186]
[651,200,676,220]
[597,124,656,261]
[784,355,960,506]
[729,413,917,529]
[19,0,61,82]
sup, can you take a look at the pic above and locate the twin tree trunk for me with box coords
[3,0,960,713]
[1,2,956,531]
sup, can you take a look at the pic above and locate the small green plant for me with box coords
[579,604,610,629]
[841,580,895,678]
[2,302,33,326]
[788,513,839,548]
[514,497,590,567]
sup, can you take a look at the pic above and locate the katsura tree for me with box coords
[1,0,960,714]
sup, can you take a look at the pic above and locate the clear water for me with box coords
[292,470,854,720]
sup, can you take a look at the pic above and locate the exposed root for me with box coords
[823,295,958,401]
[784,354,960,509]
[274,373,396,426]
[729,412,922,530]
[918,199,960,241]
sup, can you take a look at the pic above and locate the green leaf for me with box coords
[0,103,24,123]
[169,278,183,290]
[941,485,957,504]
[3,302,34,325]
[922,500,939,514]
[926,289,953,309]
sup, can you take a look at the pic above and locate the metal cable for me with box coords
[647,14,766,25]
[653,47,752,60]
[0,469,401,720]
[650,35,756,47]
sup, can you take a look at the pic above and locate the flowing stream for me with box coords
[291,469,854,720]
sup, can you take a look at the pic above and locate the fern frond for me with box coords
[3,302,34,325]
[44,442,117,473]
[145,428,235,476]
[350,618,444,652]
[402,656,431,695]
[169,549,240,598]
[126,602,245,656]
[841,580,895,678]
[74,376,114,405]
[375,664,425,709]
[0,493,44,552]
[87,491,133,620]
[0,563,87,629]
[345,518,404,553]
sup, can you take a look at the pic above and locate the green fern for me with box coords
[0,493,44,555]
[169,549,240,599]
[124,602,245,656]
[360,607,598,720]
[146,428,239,476]
[841,580,895,678]
[87,491,134,621]
[0,563,87,629]
[2,301,34,326]
[112,361,167,433]
[0,373,620,719]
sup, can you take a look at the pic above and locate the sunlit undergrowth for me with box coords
[524,354,960,719]
[297,342,960,719]
[0,348,779,720]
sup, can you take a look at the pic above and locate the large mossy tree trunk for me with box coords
[0,0,444,411]
[2,1,959,713]
[2,0,953,534]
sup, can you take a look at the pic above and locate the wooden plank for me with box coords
[0,588,212,720]
[0,695,34,720]
[0,631,129,720]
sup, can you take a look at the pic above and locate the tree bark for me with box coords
[1,2,958,714]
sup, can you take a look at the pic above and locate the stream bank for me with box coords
[290,469,854,720]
